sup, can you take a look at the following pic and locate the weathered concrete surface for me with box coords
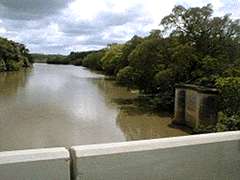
[172,88,186,124]
[173,84,219,132]
[71,131,240,180]
[0,147,70,180]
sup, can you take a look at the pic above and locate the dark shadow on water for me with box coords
[168,123,194,135]
[112,98,154,115]
[113,97,194,136]
[112,97,173,117]
[112,98,133,105]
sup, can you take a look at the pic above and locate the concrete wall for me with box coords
[173,84,219,132]
[0,147,70,180]
[71,131,240,180]
[0,131,240,180]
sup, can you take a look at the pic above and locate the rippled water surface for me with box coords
[0,64,192,151]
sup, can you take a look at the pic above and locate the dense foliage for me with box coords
[82,50,105,70]
[46,56,70,64]
[31,53,66,63]
[60,4,240,131]
[0,37,34,71]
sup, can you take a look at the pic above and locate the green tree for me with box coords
[116,35,143,72]
[215,77,240,116]
[128,38,162,93]
[160,4,240,59]
[82,51,105,70]
[101,44,125,75]
[0,37,33,71]
[116,66,133,86]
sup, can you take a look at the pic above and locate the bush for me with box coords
[101,44,124,75]
[216,112,240,131]
[116,66,133,85]
[82,52,104,70]
[46,57,70,64]
[222,68,240,77]
[6,60,23,71]
[151,91,175,111]
[154,68,174,91]
[74,58,83,66]
[215,77,240,116]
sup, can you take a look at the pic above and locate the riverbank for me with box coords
[100,79,194,140]
[0,64,193,152]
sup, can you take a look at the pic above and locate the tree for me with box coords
[160,4,240,59]
[82,51,105,70]
[128,38,162,93]
[0,36,33,71]
[116,66,133,86]
[101,44,125,75]
[118,35,143,71]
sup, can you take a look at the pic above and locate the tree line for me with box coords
[0,37,34,71]
[49,4,240,131]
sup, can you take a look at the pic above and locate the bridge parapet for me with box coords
[0,147,70,180]
[0,131,240,179]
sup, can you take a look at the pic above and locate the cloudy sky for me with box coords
[0,0,239,55]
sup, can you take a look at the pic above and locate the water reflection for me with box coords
[0,64,191,152]
[0,67,33,98]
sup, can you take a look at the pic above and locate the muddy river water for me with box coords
[0,63,192,152]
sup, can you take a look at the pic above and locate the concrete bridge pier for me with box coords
[172,84,219,132]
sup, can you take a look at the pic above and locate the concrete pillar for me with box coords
[172,84,219,132]
[185,86,199,128]
[195,89,219,132]
[172,85,186,125]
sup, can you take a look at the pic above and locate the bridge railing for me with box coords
[1,131,240,180]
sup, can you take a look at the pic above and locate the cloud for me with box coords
[59,4,152,36]
[0,0,74,20]
[0,0,239,55]
[218,0,240,19]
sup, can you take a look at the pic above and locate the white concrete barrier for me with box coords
[0,147,70,180]
[71,131,240,180]
[0,131,239,179]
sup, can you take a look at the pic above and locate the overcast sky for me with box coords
[0,0,239,55]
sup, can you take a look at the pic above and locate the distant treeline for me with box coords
[31,54,67,63]
[0,37,34,71]
[42,50,101,65]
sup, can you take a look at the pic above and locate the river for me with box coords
[0,63,192,152]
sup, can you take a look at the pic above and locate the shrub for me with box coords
[6,60,23,71]
[116,66,133,85]
[216,112,240,131]
[215,77,240,116]
[82,52,104,70]
[74,58,83,66]
[151,91,175,111]
[46,57,69,64]
[101,44,124,75]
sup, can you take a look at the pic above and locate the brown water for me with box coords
[0,64,192,152]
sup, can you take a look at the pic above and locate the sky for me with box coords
[0,0,239,55]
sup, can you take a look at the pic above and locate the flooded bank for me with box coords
[0,64,192,152]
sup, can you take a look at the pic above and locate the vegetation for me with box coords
[76,4,240,131]
[32,4,239,132]
[82,50,105,70]
[46,56,70,64]
[0,37,34,71]
[31,53,66,63]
